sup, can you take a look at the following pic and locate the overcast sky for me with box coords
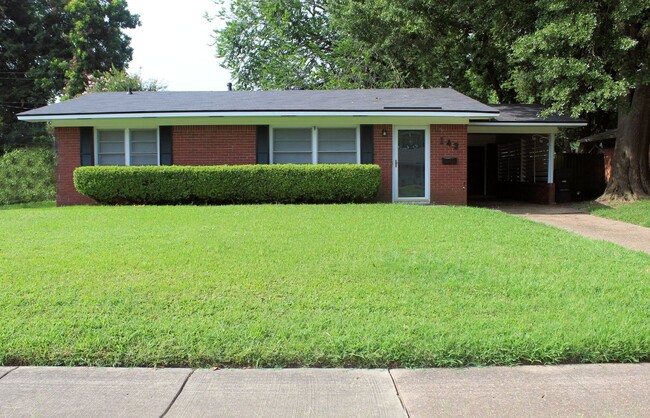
[124,0,232,91]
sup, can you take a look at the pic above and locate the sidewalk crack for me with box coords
[388,369,411,418]
[0,366,18,381]
[160,369,194,418]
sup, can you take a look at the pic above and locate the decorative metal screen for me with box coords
[497,135,549,183]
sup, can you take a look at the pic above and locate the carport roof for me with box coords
[485,104,584,124]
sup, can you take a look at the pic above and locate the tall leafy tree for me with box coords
[510,0,650,200]
[330,0,536,102]
[215,0,535,102]
[59,0,140,98]
[216,0,337,90]
[0,0,139,150]
[0,0,56,148]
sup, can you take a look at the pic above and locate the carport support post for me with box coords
[547,133,555,184]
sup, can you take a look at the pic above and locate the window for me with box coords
[96,128,159,166]
[318,128,356,163]
[97,130,125,165]
[271,127,359,164]
[130,129,158,166]
[272,128,312,164]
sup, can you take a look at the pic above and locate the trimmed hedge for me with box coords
[73,164,381,205]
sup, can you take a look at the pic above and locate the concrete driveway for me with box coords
[485,202,650,255]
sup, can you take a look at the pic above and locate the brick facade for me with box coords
[53,127,96,206]
[372,125,393,202]
[54,123,468,206]
[429,124,468,206]
[373,124,468,205]
[173,126,256,165]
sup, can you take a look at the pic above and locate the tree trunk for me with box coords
[600,85,650,201]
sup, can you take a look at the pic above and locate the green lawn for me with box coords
[0,204,648,368]
[587,200,650,227]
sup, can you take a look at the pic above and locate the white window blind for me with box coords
[318,128,356,163]
[273,128,312,164]
[130,129,158,166]
[97,130,125,166]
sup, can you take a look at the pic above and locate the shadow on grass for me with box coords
[573,200,612,213]
[0,201,55,211]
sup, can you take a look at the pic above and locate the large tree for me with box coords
[215,0,535,102]
[510,0,650,200]
[0,0,139,150]
[215,0,337,90]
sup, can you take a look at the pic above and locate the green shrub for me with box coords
[74,164,381,204]
[0,147,56,205]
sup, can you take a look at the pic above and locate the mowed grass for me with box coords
[0,204,648,368]
[588,200,650,227]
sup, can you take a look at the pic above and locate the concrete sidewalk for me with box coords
[0,364,648,417]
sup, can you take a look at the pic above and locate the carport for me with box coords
[467,105,586,204]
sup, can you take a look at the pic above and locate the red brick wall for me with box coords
[54,127,96,206]
[54,123,469,206]
[373,125,393,202]
[173,126,256,165]
[430,124,468,206]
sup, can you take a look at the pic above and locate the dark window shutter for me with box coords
[159,126,173,165]
[256,125,270,164]
[360,125,374,164]
[80,127,94,166]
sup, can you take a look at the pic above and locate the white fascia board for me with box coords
[18,110,499,122]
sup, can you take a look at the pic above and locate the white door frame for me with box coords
[392,126,430,203]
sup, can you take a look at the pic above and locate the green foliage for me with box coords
[0,204,648,367]
[0,0,139,149]
[509,0,650,117]
[215,0,337,90]
[85,66,166,94]
[214,0,534,102]
[60,0,141,99]
[74,164,381,204]
[0,147,55,205]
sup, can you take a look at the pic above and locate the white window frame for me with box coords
[94,128,160,166]
[270,126,361,165]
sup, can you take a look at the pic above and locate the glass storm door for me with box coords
[395,129,428,200]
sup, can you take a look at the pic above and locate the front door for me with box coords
[393,128,429,202]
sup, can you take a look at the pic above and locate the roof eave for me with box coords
[18,110,499,122]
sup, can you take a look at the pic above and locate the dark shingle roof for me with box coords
[19,88,498,117]
[487,104,582,123]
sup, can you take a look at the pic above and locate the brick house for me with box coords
[18,89,585,206]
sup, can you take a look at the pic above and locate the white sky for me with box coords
[124,0,231,91]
